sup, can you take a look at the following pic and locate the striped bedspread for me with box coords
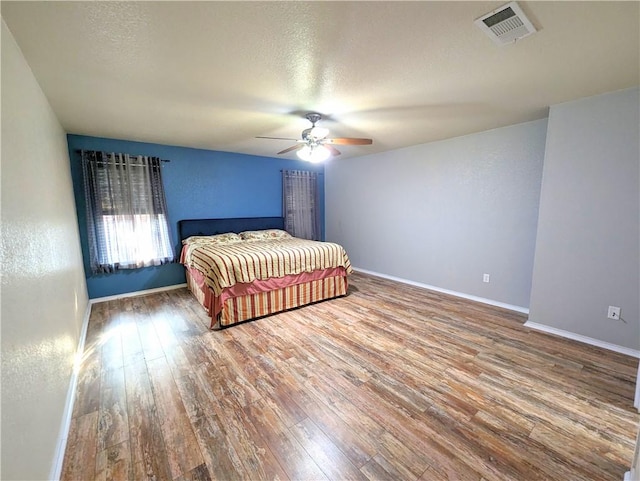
[181,238,353,296]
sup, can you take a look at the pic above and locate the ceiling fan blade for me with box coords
[324,137,373,145]
[277,144,303,155]
[325,144,341,156]
[256,136,299,141]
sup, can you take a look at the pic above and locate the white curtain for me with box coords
[82,151,174,273]
[282,170,320,240]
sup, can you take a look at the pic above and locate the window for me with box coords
[81,150,174,273]
[282,169,320,240]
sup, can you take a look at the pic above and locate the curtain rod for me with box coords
[75,149,170,163]
[280,169,324,175]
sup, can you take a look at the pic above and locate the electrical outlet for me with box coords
[607,306,621,320]
[483,274,490,283]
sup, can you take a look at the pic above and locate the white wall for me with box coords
[326,119,547,309]
[1,19,89,480]
[528,87,639,351]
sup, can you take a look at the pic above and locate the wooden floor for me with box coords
[62,272,640,481]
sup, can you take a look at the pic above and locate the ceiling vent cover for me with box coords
[475,2,537,45]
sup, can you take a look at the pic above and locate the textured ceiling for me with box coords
[2,1,639,160]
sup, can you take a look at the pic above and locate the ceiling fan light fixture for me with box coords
[297,144,331,163]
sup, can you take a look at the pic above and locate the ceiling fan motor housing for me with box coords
[305,113,322,125]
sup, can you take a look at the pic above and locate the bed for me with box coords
[178,217,353,329]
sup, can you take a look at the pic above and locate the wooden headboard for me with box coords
[178,216,285,242]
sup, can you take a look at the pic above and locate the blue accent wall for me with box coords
[67,134,325,299]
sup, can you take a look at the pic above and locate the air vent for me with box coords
[475,2,537,45]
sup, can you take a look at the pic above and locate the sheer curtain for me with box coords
[81,150,174,273]
[282,170,320,240]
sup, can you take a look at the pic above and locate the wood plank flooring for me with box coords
[62,272,640,481]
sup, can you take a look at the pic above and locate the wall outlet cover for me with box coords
[607,306,621,320]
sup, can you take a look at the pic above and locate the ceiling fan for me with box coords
[257,113,373,162]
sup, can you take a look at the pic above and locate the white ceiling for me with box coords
[2,1,639,160]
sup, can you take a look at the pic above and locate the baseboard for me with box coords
[623,466,638,481]
[633,361,640,412]
[524,321,640,359]
[90,283,187,304]
[49,300,92,481]
[353,267,529,314]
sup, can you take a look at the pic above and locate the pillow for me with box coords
[239,229,292,241]
[182,232,242,245]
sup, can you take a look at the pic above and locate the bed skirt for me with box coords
[185,266,348,329]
